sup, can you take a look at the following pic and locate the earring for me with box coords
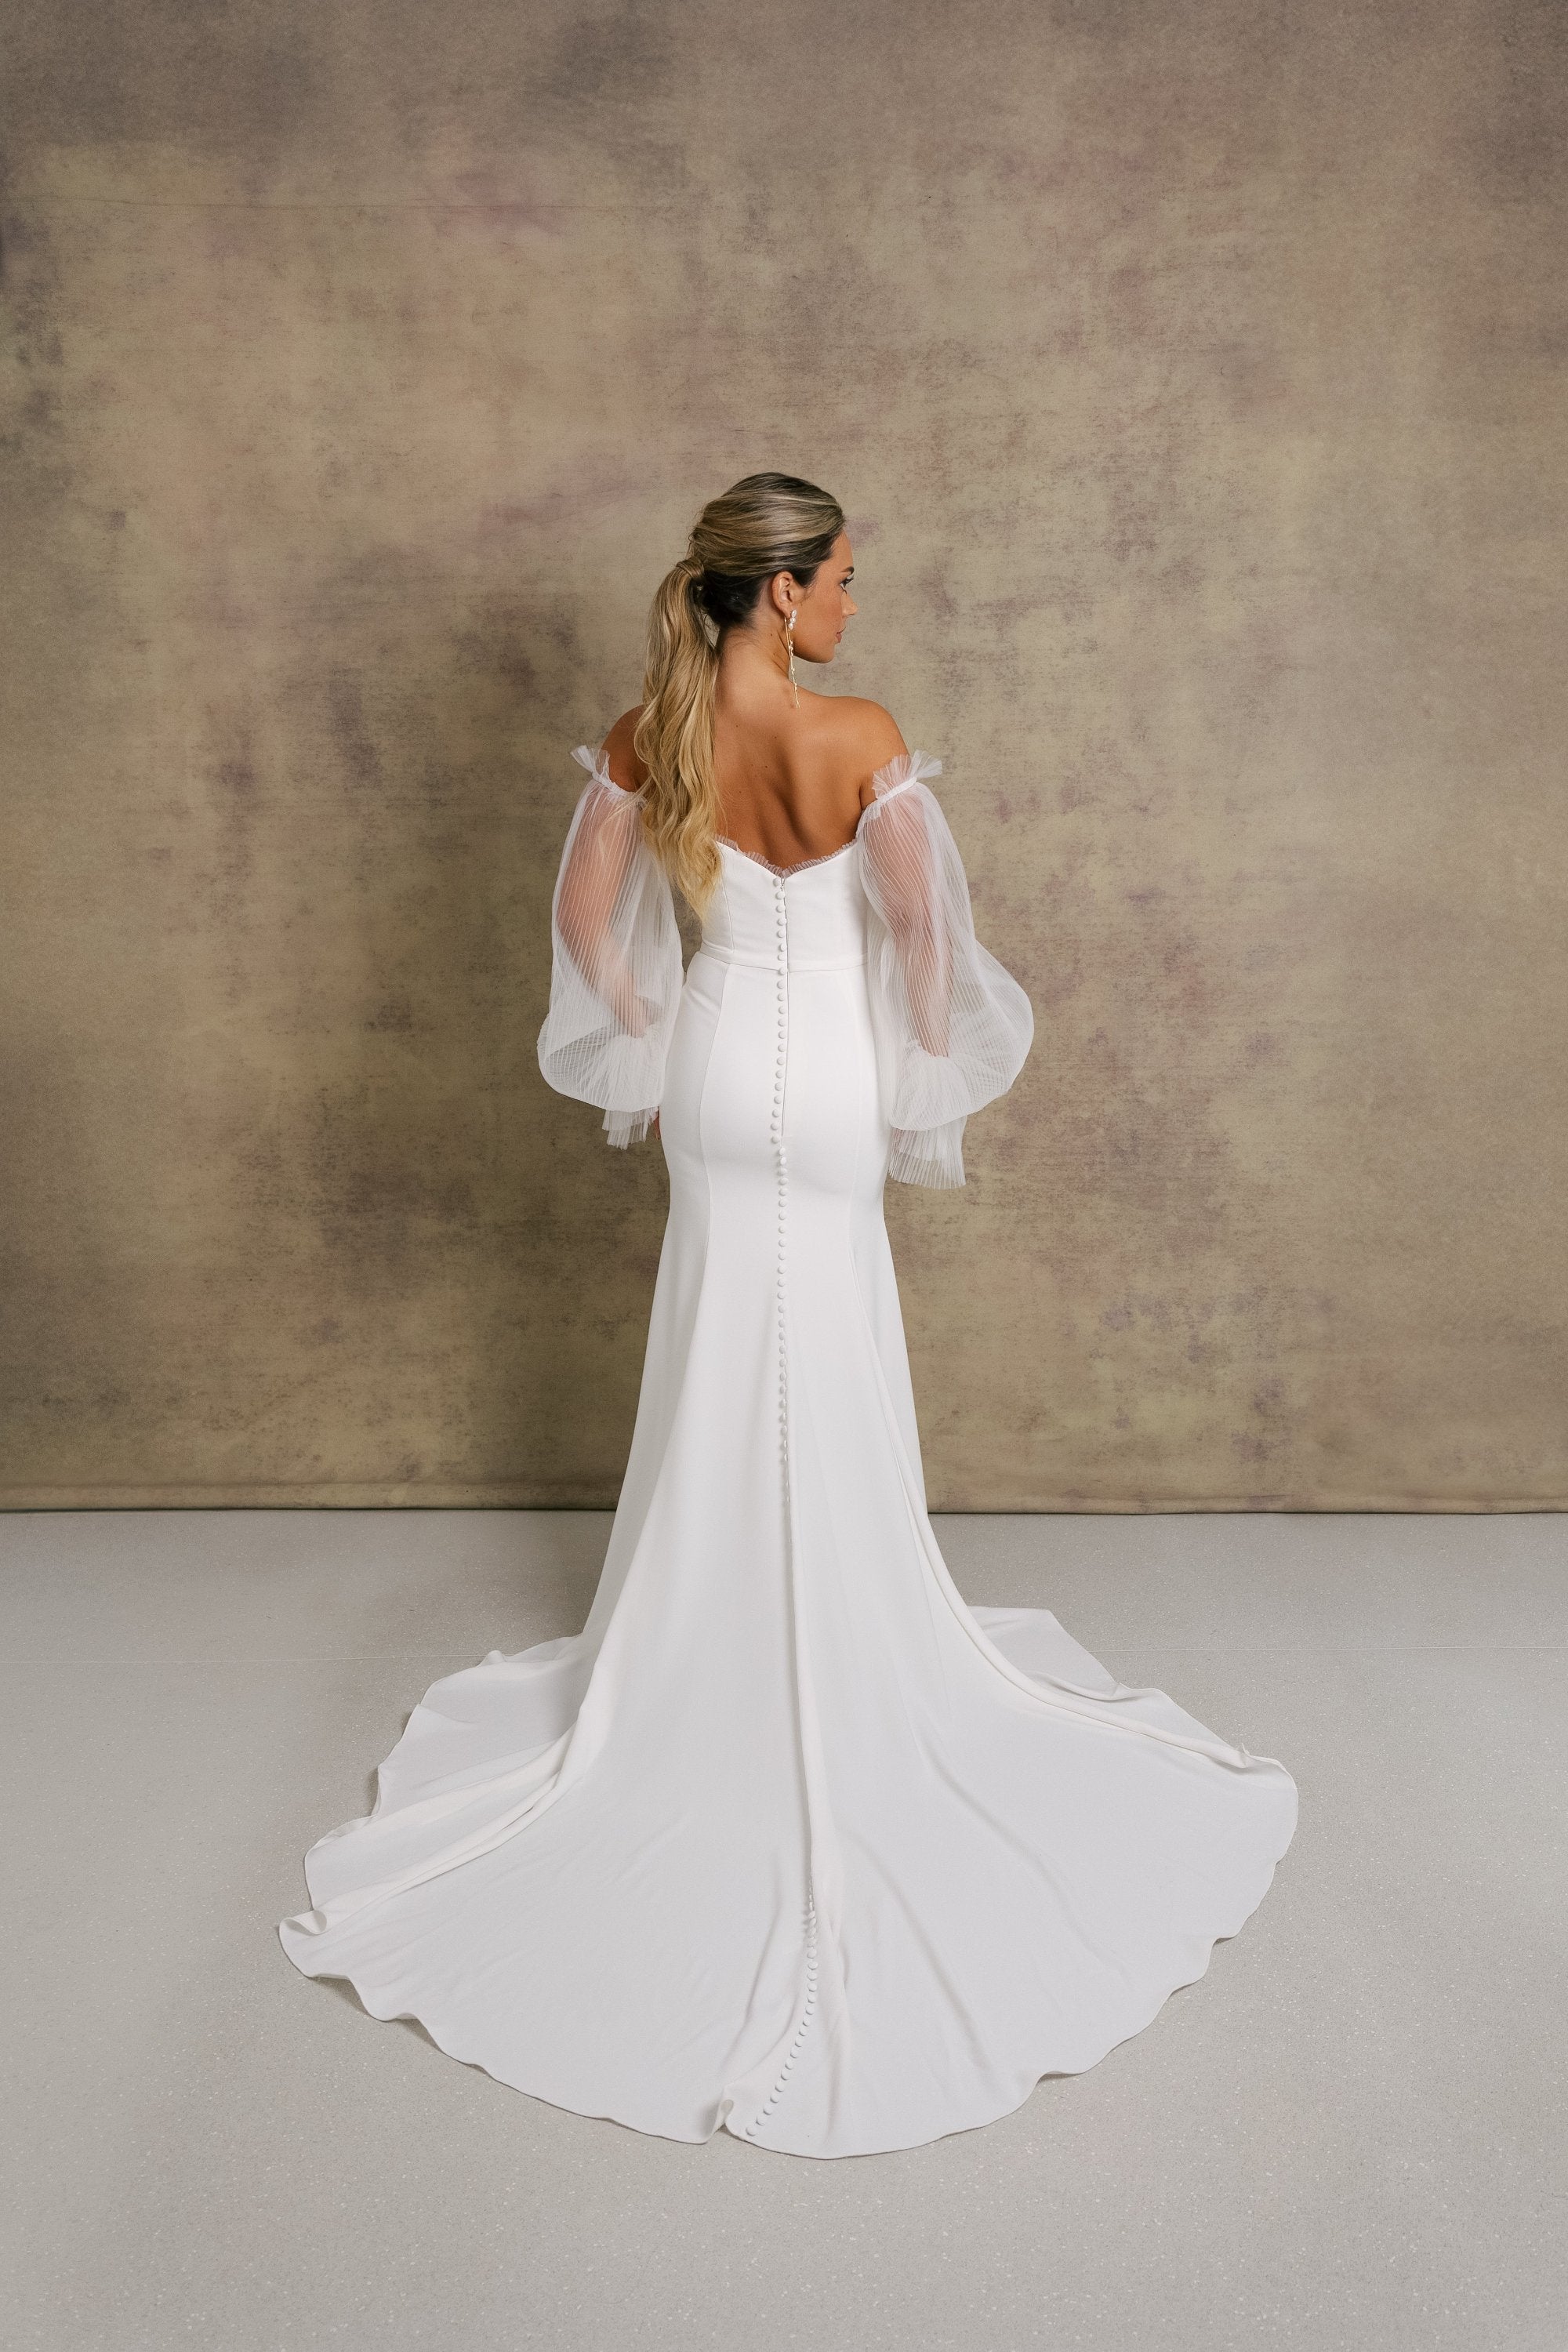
[786,609,799,708]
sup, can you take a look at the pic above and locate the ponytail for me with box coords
[633,554,722,911]
[632,473,844,912]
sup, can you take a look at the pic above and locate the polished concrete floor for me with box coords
[2,1508,1563,2351]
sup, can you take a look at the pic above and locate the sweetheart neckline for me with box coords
[717,836,860,881]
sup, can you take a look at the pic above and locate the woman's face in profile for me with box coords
[790,532,857,665]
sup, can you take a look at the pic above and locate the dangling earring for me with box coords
[786,609,799,708]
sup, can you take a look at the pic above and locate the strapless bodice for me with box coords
[699,840,869,971]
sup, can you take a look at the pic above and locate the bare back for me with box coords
[602,690,907,874]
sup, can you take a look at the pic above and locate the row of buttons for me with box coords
[744,1900,820,2138]
[744,877,818,2143]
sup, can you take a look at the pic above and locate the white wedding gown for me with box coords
[279,746,1298,2158]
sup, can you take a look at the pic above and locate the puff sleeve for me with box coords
[857,753,1034,1188]
[536,746,684,1147]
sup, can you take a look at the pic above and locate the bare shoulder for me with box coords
[809,695,909,807]
[600,706,648,792]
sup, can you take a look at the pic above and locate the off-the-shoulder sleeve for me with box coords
[857,752,1034,1188]
[536,745,684,1147]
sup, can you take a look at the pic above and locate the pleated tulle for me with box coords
[858,753,1034,1185]
[535,749,684,1147]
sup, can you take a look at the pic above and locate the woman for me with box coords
[280,474,1297,2158]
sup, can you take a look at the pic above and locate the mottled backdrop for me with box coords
[2,1,1564,1508]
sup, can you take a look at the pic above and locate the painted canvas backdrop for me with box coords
[2,0,1564,1508]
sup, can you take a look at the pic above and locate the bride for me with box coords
[280,472,1298,2158]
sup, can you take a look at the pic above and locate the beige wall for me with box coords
[2,1,1564,1510]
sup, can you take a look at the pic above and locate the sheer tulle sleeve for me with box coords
[857,752,1035,1188]
[536,745,684,1148]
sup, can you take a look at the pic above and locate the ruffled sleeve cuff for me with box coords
[604,1106,658,1149]
[889,1116,967,1189]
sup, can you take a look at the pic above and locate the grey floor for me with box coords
[2,1509,1563,2352]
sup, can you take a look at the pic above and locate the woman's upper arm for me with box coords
[601,706,648,793]
[841,700,909,810]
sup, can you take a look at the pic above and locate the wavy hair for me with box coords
[633,472,844,909]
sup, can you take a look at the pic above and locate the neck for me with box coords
[715,620,795,710]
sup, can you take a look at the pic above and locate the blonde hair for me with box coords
[633,473,844,909]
